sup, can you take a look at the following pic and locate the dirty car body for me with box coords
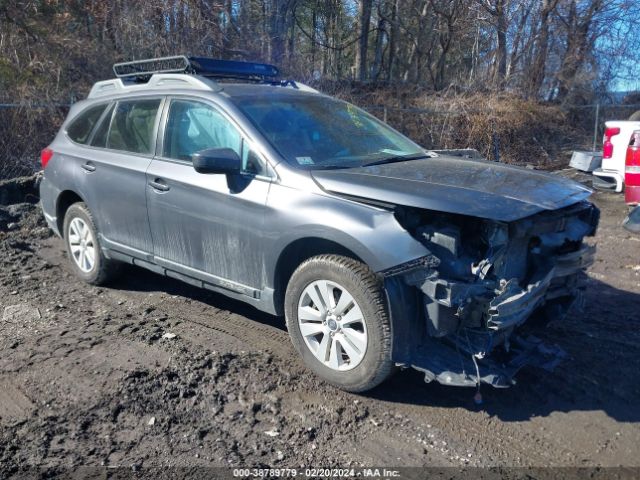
[39,60,599,390]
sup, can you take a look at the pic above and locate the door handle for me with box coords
[81,162,96,173]
[149,179,170,192]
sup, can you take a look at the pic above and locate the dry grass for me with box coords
[328,84,592,167]
[0,106,67,180]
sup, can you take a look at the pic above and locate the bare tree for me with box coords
[355,0,373,80]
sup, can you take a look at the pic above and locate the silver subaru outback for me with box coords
[39,57,599,392]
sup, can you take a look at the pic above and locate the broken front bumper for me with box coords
[410,335,567,388]
[387,244,595,388]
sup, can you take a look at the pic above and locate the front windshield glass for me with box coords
[231,94,427,169]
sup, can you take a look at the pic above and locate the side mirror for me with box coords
[192,148,242,175]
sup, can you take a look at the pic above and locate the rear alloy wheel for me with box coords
[285,255,394,392]
[63,202,121,285]
[68,217,96,273]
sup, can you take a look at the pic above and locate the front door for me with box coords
[145,98,271,291]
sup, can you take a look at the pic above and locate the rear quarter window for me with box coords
[66,104,108,144]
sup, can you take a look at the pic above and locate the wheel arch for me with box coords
[56,190,85,237]
[271,236,369,316]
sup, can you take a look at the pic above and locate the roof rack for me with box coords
[113,55,280,81]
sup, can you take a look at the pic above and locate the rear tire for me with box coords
[284,255,394,392]
[63,202,121,285]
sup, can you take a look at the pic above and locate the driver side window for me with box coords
[163,99,264,175]
[163,99,241,161]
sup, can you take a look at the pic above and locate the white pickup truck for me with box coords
[593,118,640,192]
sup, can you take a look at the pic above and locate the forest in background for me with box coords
[1,0,640,177]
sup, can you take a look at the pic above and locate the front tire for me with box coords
[63,202,120,285]
[285,255,394,392]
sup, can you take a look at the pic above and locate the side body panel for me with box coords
[261,174,431,286]
[81,146,154,255]
[145,159,271,290]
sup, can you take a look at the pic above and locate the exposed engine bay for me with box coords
[384,200,600,388]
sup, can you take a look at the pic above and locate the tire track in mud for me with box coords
[96,274,574,467]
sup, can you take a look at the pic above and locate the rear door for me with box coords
[80,97,164,257]
[145,97,272,292]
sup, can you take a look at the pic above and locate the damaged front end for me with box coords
[384,201,600,388]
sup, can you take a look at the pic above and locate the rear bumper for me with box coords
[593,168,623,192]
[625,185,640,206]
[39,177,61,237]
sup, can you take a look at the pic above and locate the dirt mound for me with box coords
[0,174,41,206]
[0,174,49,242]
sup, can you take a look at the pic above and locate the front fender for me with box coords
[264,183,430,287]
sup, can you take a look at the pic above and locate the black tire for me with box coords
[284,254,394,392]
[62,202,121,285]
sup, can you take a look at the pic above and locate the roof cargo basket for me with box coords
[113,55,280,81]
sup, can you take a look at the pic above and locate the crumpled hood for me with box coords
[311,156,592,222]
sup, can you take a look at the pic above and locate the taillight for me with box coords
[41,148,54,169]
[603,126,620,159]
[625,130,640,205]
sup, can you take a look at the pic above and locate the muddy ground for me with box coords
[0,172,639,477]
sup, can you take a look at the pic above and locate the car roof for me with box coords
[87,74,319,101]
[219,82,319,98]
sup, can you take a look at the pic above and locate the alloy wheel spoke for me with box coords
[316,280,335,310]
[306,286,327,315]
[69,232,81,245]
[340,304,363,326]
[299,321,325,338]
[84,249,95,269]
[341,327,366,354]
[317,332,331,362]
[328,338,341,369]
[299,305,322,322]
[337,334,361,362]
[334,290,354,316]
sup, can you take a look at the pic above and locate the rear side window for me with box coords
[107,99,161,154]
[66,104,108,144]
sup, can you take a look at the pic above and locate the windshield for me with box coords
[231,94,427,169]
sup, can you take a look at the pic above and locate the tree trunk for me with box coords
[357,0,372,81]
[269,0,296,65]
[494,0,508,88]
[555,0,603,102]
[528,0,558,97]
[371,13,387,80]
[386,0,399,82]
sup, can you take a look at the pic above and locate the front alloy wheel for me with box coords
[298,280,368,371]
[285,254,394,392]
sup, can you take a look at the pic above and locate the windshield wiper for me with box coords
[361,154,429,167]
